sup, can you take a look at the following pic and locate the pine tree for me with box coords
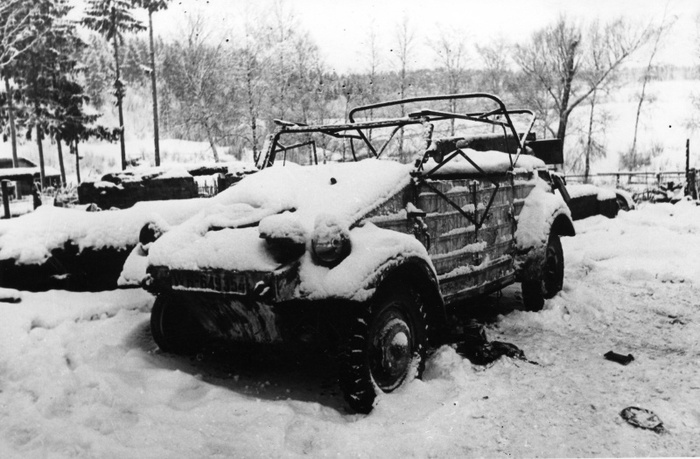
[17,0,79,187]
[0,1,41,168]
[82,0,145,170]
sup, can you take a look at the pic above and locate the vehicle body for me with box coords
[144,93,575,413]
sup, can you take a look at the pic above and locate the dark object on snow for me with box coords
[31,180,42,209]
[454,323,535,365]
[604,350,634,365]
[620,407,666,434]
[78,172,198,210]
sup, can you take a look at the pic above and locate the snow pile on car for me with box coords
[148,159,415,271]
[514,179,571,249]
[0,200,207,265]
[0,163,259,267]
[421,149,545,175]
[566,183,617,200]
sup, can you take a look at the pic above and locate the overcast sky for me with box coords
[139,0,698,73]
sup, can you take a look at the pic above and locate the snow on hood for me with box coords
[148,159,414,271]
[421,149,545,175]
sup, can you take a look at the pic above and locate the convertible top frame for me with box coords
[257,93,537,170]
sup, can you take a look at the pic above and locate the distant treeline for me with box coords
[0,0,689,182]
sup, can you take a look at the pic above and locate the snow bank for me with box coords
[1,201,700,457]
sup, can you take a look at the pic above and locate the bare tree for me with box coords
[161,15,233,161]
[429,27,468,135]
[366,21,381,107]
[581,20,618,181]
[514,16,648,145]
[629,10,675,169]
[393,16,416,159]
[476,37,509,95]
[238,28,266,163]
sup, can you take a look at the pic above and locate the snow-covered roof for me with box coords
[0,166,61,179]
[102,166,192,182]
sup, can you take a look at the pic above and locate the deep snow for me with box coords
[1,202,699,457]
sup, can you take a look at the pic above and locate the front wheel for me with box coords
[150,293,207,355]
[339,288,428,413]
[522,234,564,311]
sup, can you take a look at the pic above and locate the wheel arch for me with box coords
[369,257,446,342]
[550,212,575,238]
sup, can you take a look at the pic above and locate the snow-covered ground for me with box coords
[1,202,699,457]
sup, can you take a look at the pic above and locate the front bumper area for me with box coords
[146,263,301,344]
[146,263,299,300]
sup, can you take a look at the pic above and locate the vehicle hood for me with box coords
[147,159,414,272]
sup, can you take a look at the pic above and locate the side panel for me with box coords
[368,172,536,304]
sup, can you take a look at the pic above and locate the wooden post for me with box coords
[1,180,11,219]
[686,138,699,200]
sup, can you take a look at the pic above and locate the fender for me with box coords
[365,255,447,340]
[514,179,575,281]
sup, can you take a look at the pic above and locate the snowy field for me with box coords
[1,202,699,457]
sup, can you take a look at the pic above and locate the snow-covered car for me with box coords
[144,94,575,413]
[560,183,630,220]
[0,163,256,291]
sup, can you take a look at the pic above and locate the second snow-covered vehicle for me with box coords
[144,94,575,413]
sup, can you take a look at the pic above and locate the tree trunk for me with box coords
[204,123,220,162]
[33,70,47,188]
[35,124,46,188]
[556,39,579,142]
[57,138,66,186]
[148,9,161,166]
[113,33,127,170]
[245,61,258,163]
[73,141,81,184]
[4,76,19,168]
[584,90,597,183]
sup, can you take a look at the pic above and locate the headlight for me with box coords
[311,214,351,266]
[139,221,168,246]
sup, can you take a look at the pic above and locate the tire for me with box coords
[150,293,207,355]
[616,194,630,212]
[340,288,428,414]
[522,234,564,311]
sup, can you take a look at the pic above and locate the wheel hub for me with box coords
[370,315,413,392]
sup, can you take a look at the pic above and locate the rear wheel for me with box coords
[522,234,564,311]
[150,293,207,355]
[340,288,428,414]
